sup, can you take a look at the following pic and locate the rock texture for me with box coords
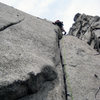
[0,2,65,100]
[60,13,100,100]
[69,13,100,53]
[0,2,100,100]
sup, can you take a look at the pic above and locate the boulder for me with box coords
[0,2,65,100]
[69,13,100,53]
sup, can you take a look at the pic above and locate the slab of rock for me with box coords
[60,35,100,100]
[61,13,100,100]
[0,2,65,100]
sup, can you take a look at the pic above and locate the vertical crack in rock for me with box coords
[0,65,57,100]
[56,30,68,100]
[76,21,82,38]
[60,52,68,100]
[0,18,24,31]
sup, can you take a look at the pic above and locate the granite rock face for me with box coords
[0,2,64,100]
[0,2,100,100]
[68,13,100,53]
[60,13,100,100]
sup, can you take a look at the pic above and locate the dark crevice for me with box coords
[0,18,24,31]
[0,65,57,100]
[87,26,100,53]
[91,27,100,30]
[57,32,68,100]
[60,52,68,100]
[76,21,82,38]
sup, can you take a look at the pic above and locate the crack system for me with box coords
[57,32,68,100]
[0,18,24,32]
[60,52,68,100]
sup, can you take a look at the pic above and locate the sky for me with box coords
[0,0,100,32]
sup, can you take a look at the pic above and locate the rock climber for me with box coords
[53,20,66,35]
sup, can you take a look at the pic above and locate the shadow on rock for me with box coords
[0,65,58,100]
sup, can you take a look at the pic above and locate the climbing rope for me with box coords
[61,36,74,100]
